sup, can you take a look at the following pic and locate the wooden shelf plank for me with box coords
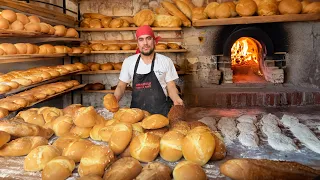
[0,30,83,40]
[89,38,183,44]
[2,70,83,96]
[82,89,131,93]
[192,13,320,26]
[0,54,66,60]
[0,57,63,64]
[90,49,187,54]
[78,70,186,75]
[77,27,182,31]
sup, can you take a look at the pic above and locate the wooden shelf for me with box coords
[0,57,64,64]
[89,38,183,44]
[0,54,66,64]
[77,27,182,31]
[78,70,186,75]
[192,13,320,26]
[0,30,82,40]
[82,89,131,93]
[90,49,187,54]
[2,70,83,96]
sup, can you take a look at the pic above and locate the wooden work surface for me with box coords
[193,13,320,26]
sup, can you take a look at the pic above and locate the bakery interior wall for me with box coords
[78,0,320,108]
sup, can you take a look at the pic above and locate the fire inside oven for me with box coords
[231,37,266,83]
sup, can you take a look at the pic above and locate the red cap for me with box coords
[135,25,161,54]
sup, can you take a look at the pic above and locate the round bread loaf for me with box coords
[142,114,169,129]
[188,121,208,130]
[14,43,27,54]
[39,23,50,33]
[48,24,55,35]
[103,94,119,112]
[236,0,257,16]
[63,104,82,117]
[129,133,160,162]
[91,83,105,90]
[257,0,278,16]
[24,145,61,171]
[173,161,207,180]
[101,17,112,28]
[108,44,120,51]
[145,127,169,138]
[39,44,56,54]
[99,124,115,142]
[0,43,17,55]
[134,9,155,26]
[1,10,17,23]
[152,14,182,27]
[114,108,144,124]
[113,62,122,70]
[135,161,171,180]
[52,115,74,136]
[110,122,132,155]
[103,157,142,180]
[278,0,302,14]
[65,28,79,38]
[215,3,232,18]
[192,7,208,21]
[302,2,320,14]
[160,130,184,162]
[42,156,75,180]
[70,126,91,138]
[91,43,104,51]
[205,2,220,19]
[54,25,67,36]
[38,107,63,123]
[16,13,29,25]
[100,63,114,70]
[73,106,97,128]
[0,136,48,157]
[109,18,123,28]
[52,134,80,152]
[121,44,132,50]
[0,107,9,119]
[0,18,9,29]
[89,19,102,28]
[168,105,185,124]
[90,63,100,71]
[182,126,215,166]
[170,121,190,135]
[0,130,10,148]
[62,139,93,162]
[132,122,144,138]
[211,131,227,161]
[28,15,40,23]
[24,22,41,32]
[11,20,24,30]
[155,43,167,50]
[78,145,115,177]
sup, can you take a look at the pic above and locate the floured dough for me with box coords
[217,117,236,130]
[220,126,238,144]
[318,126,320,131]
[236,115,257,124]
[238,132,259,147]
[267,133,298,151]
[237,122,257,133]
[260,113,279,126]
[280,114,300,127]
[198,116,217,125]
[261,123,281,137]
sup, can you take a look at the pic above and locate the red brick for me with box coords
[265,93,275,106]
[279,93,288,106]
[313,92,320,104]
[246,93,253,106]
[237,93,247,107]
[226,94,231,107]
[252,93,257,106]
[231,93,238,107]
[256,93,264,106]
[286,92,292,105]
[274,93,281,106]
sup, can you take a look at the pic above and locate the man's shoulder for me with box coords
[124,54,140,64]
[156,53,172,63]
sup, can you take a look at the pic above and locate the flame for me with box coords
[231,37,259,66]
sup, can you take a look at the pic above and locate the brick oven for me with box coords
[183,22,320,108]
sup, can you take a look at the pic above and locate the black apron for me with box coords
[130,54,172,116]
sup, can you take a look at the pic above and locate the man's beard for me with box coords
[141,47,155,56]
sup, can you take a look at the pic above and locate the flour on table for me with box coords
[217,117,236,130]
[267,132,298,151]
[237,122,257,133]
[236,115,258,124]
[260,113,279,126]
[238,132,259,147]
[261,123,281,137]
[280,114,300,127]
[198,117,217,131]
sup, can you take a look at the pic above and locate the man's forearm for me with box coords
[114,85,126,102]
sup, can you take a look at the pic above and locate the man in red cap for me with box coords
[114,25,183,116]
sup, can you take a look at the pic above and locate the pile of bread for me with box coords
[0,43,90,56]
[86,62,123,71]
[0,63,87,94]
[0,9,79,37]
[83,83,105,91]
[0,80,80,118]
[156,42,181,50]
[80,13,135,28]
[88,43,137,51]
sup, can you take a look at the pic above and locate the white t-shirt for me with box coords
[119,53,179,96]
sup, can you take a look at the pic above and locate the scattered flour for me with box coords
[237,122,257,133]
[238,132,259,147]
[236,115,258,124]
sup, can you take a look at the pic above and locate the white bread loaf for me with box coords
[73,106,97,128]
[38,44,56,54]
[211,131,226,161]
[0,131,10,148]
[220,158,320,180]
[1,10,17,23]
[54,25,67,36]
[170,120,190,135]
[78,145,115,177]
[17,109,45,126]
[103,157,142,180]
[0,43,17,55]
[24,22,41,32]
[89,123,105,141]
[141,114,169,129]
[11,20,24,31]
[24,145,61,171]
[42,156,75,180]
[70,125,91,138]
[135,162,172,180]
[14,43,28,54]
[129,133,160,162]
[28,15,40,23]
[38,107,63,123]
[182,126,215,166]
[99,124,115,142]
[114,108,144,124]
[52,133,80,152]
[0,136,47,157]
[103,94,119,112]
[160,130,184,162]
[161,1,191,27]
[65,28,79,38]
[78,175,103,180]
[109,122,132,155]
[16,13,29,25]
[62,139,94,163]
[236,0,257,16]
[39,23,50,33]
[205,2,220,19]
[145,127,169,138]
[0,17,9,29]
[173,161,207,180]
[52,115,74,136]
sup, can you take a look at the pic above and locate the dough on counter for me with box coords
[218,117,238,144]
[238,132,259,147]
[236,115,257,124]
[280,114,300,127]
[261,123,281,137]
[217,117,236,130]
[260,113,279,126]
[237,122,257,133]
[267,133,298,151]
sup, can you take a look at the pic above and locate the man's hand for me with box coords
[167,81,184,106]
[173,97,184,106]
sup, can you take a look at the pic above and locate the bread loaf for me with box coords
[211,131,226,160]
[173,161,207,180]
[74,106,97,128]
[39,44,56,54]
[167,43,180,49]
[141,114,169,129]
[52,115,74,136]
[101,17,112,28]
[28,15,40,23]
[0,107,9,119]
[135,162,171,180]
[145,127,169,138]
[65,28,79,38]
[38,107,63,123]
[11,20,24,31]
[220,158,320,180]
[110,122,132,155]
[109,18,123,28]
[17,109,45,126]
[302,2,320,14]
[121,44,132,50]
[89,123,105,141]
[152,14,182,27]
[0,131,10,148]
[160,130,184,162]
[54,25,67,36]
[182,126,215,166]
[24,22,41,32]
[1,10,17,23]
[100,63,113,70]
[215,3,233,18]
[257,0,278,16]
[0,43,17,55]
[70,126,91,138]
[0,18,9,30]
[62,139,94,163]
[39,23,50,33]
[99,124,115,142]
[89,19,102,28]
[114,108,144,124]
[192,7,208,21]
[0,136,48,157]
[103,157,142,180]
[170,121,190,135]
[83,13,106,19]
[175,0,192,20]
[24,145,61,171]
[78,175,103,180]
[134,9,155,26]
[161,1,191,27]
[52,133,80,152]
[236,0,257,16]
[42,156,75,180]
[103,94,119,112]
[112,62,122,70]
[129,133,160,162]
[78,145,115,177]
[279,0,302,14]
[63,104,82,117]
[205,2,220,19]
[168,105,186,124]
[16,13,29,25]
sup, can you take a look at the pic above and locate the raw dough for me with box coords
[236,115,257,124]
[260,113,279,126]
[280,114,300,127]
[238,132,259,147]
[237,122,257,133]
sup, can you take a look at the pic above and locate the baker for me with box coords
[114,25,183,116]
